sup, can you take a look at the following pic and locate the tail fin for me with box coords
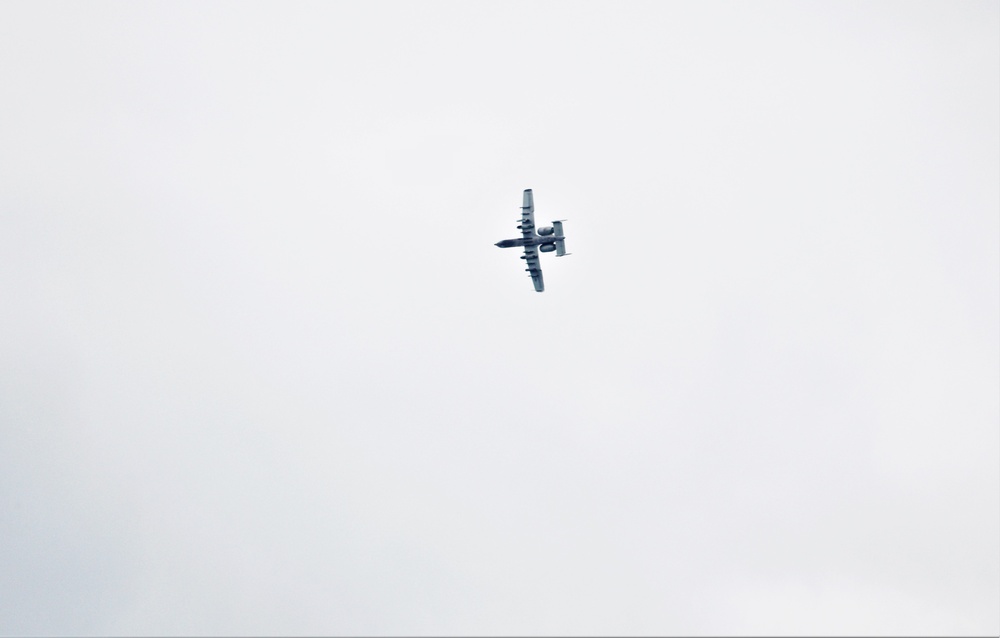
[552,220,569,256]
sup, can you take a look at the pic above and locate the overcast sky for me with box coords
[1,1,997,635]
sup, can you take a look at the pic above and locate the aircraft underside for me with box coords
[494,189,569,292]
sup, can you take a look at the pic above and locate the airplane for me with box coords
[494,189,569,292]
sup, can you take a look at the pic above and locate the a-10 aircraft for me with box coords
[494,189,569,292]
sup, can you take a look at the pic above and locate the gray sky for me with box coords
[1,1,997,635]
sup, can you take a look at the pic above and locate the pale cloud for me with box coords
[1,1,996,635]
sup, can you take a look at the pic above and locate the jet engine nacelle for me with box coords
[539,243,557,253]
[537,226,555,236]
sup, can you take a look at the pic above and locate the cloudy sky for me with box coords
[1,1,997,635]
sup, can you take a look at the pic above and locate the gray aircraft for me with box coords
[495,189,569,292]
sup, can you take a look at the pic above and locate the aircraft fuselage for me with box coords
[494,237,551,248]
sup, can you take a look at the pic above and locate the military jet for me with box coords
[494,189,569,292]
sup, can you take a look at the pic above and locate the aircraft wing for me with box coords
[522,245,544,292]
[520,189,535,239]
